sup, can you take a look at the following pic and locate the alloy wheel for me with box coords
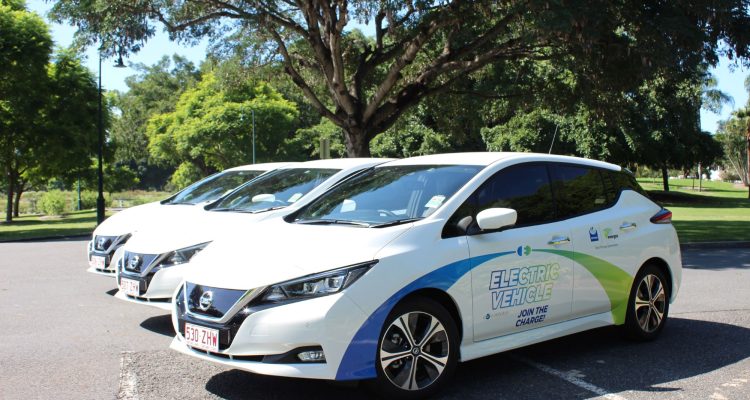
[634,274,667,333]
[379,311,450,391]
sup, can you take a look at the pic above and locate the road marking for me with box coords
[117,351,138,400]
[511,355,628,400]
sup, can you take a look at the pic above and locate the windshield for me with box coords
[212,168,339,213]
[294,165,482,226]
[164,170,265,205]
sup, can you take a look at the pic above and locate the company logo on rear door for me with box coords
[589,227,599,242]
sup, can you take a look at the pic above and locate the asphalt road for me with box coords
[1,240,748,400]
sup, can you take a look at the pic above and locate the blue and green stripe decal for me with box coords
[535,249,631,324]
[334,249,631,380]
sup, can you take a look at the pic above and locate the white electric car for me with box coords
[115,158,391,309]
[86,162,291,275]
[170,152,681,398]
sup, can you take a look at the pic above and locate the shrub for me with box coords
[80,190,99,209]
[39,191,67,216]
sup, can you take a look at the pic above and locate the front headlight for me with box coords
[258,261,377,304]
[156,242,211,269]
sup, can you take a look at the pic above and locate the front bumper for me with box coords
[87,234,130,275]
[87,246,126,276]
[171,291,367,380]
[116,263,188,309]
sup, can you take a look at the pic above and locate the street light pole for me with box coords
[96,53,105,225]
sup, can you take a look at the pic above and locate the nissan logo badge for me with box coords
[199,291,214,311]
[128,255,141,270]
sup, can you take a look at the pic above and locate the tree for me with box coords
[734,106,750,199]
[146,71,298,185]
[716,118,749,187]
[0,1,53,222]
[51,0,750,157]
[111,55,200,189]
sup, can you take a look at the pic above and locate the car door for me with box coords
[466,163,575,342]
[552,166,647,320]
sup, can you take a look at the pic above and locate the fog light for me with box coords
[297,350,326,362]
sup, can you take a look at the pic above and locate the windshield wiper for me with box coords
[164,201,195,205]
[371,218,422,228]
[295,219,371,227]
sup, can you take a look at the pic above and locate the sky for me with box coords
[27,1,750,134]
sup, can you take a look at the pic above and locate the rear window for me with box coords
[609,170,648,198]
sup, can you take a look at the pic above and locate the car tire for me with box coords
[368,296,459,400]
[623,264,670,341]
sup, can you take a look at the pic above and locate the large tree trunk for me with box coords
[661,166,670,192]
[13,189,22,218]
[746,129,749,199]
[343,129,372,157]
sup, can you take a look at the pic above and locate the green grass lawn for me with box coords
[0,209,109,241]
[639,178,750,243]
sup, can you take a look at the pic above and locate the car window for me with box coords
[550,164,609,218]
[212,168,339,212]
[475,164,555,227]
[164,170,264,205]
[609,170,649,198]
[294,165,482,226]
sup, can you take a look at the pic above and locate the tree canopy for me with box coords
[146,70,298,188]
[51,0,750,156]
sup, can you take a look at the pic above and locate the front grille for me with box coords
[123,251,159,274]
[94,235,118,251]
[176,286,250,350]
[185,282,246,319]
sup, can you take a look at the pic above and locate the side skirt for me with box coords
[459,312,613,362]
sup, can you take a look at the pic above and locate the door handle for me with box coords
[548,236,571,246]
[620,222,637,231]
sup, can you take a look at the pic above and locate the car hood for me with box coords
[184,221,414,290]
[92,201,172,237]
[122,209,282,255]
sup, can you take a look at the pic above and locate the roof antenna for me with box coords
[548,124,559,154]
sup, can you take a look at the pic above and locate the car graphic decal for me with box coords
[535,249,631,324]
[335,251,515,380]
[335,249,632,380]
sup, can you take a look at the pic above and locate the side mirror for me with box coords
[476,208,517,231]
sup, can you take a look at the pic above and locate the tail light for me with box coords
[650,209,672,224]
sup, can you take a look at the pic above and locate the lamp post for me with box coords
[96,53,126,225]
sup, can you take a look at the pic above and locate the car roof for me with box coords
[224,162,298,172]
[381,152,621,171]
[279,158,394,171]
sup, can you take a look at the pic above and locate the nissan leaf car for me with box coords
[115,158,391,309]
[170,152,681,399]
[86,163,292,275]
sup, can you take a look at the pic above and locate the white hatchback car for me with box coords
[170,153,681,399]
[115,158,390,309]
[87,163,291,275]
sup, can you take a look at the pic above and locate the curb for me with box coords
[680,241,750,250]
[0,233,91,243]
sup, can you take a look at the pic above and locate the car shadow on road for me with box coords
[140,314,175,337]
[203,317,750,399]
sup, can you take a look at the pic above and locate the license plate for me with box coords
[91,255,106,269]
[120,278,141,297]
[184,323,219,352]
